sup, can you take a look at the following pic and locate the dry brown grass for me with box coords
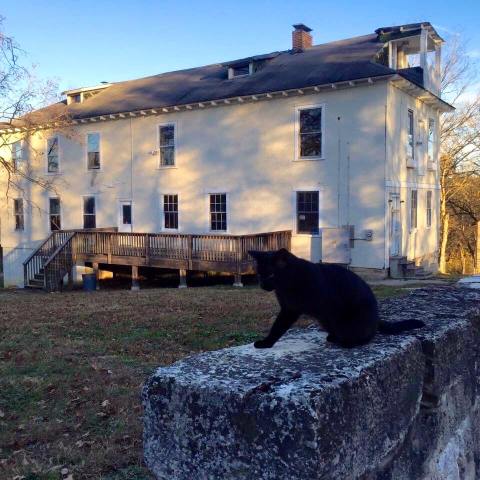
[0,284,403,479]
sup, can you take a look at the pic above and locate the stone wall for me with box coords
[143,287,480,480]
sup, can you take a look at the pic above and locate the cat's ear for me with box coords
[273,248,290,269]
[248,250,264,261]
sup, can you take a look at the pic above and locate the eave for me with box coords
[391,75,454,112]
[0,73,453,134]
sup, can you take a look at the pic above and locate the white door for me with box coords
[118,201,132,233]
[389,193,401,256]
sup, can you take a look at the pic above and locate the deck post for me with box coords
[131,265,140,291]
[233,273,243,288]
[179,269,187,289]
[92,262,100,290]
[67,265,75,290]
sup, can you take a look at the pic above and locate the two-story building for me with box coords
[0,22,453,289]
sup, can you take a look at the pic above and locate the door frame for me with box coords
[389,192,402,257]
[118,199,133,233]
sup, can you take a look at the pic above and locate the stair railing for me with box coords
[43,232,76,291]
[23,231,72,287]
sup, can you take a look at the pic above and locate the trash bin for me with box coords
[82,273,97,291]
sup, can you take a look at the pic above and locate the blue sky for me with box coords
[2,0,479,92]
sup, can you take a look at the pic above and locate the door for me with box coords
[389,193,401,256]
[118,201,132,233]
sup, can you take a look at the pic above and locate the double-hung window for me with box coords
[159,125,175,167]
[297,106,323,159]
[296,191,319,234]
[407,109,415,163]
[83,196,96,229]
[163,194,178,229]
[209,193,227,231]
[426,191,432,228]
[14,198,24,231]
[47,137,59,173]
[49,198,61,231]
[87,133,101,170]
[427,119,435,166]
[11,141,24,171]
[410,189,418,230]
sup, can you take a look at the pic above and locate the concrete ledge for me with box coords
[143,287,480,480]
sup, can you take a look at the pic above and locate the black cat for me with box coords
[249,249,424,348]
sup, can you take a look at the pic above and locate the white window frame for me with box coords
[161,193,180,231]
[426,190,432,229]
[11,140,24,171]
[293,188,322,236]
[48,196,62,232]
[406,109,416,168]
[46,136,61,174]
[13,198,25,231]
[207,192,229,233]
[427,118,437,170]
[409,189,418,232]
[227,63,252,79]
[86,132,102,171]
[82,195,97,229]
[157,122,177,169]
[294,103,326,161]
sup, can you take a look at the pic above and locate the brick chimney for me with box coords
[292,24,313,50]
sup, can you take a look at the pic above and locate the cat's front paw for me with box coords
[254,339,274,349]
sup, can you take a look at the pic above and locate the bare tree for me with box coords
[439,36,480,273]
[0,15,68,203]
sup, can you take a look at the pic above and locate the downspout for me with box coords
[130,118,134,233]
[384,97,388,271]
[337,116,341,226]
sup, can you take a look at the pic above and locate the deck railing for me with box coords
[72,230,291,265]
[24,229,291,289]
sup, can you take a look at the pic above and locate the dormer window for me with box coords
[228,63,252,79]
[63,83,111,105]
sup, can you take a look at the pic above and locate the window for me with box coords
[87,133,101,170]
[410,190,418,230]
[427,118,435,163]
[72,94,81,103]
[298,106,323,159]
[11,141,24,170]
[229,64,250,78]
[83,196,96,229]
[159,125,175,167]
[49,198,61,231]
[47,137,59,173]
[13,198,24,231]
[163,194,178,229]
[407,109,415,161]
[122,204,132,226]
[296,191,319,234]
[209,193,227,231]
[426,191,432,228]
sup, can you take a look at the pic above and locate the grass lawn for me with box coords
[0,283,411,479]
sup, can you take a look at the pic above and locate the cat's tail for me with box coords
[378,319,425,334]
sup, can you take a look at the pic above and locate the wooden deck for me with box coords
[23,229,291,291]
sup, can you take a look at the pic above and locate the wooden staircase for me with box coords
[389,256,433,280]
[23,231,76,291]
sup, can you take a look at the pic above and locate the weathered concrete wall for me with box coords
[143,287,480,480]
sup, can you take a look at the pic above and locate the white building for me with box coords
[0,22,453,288]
